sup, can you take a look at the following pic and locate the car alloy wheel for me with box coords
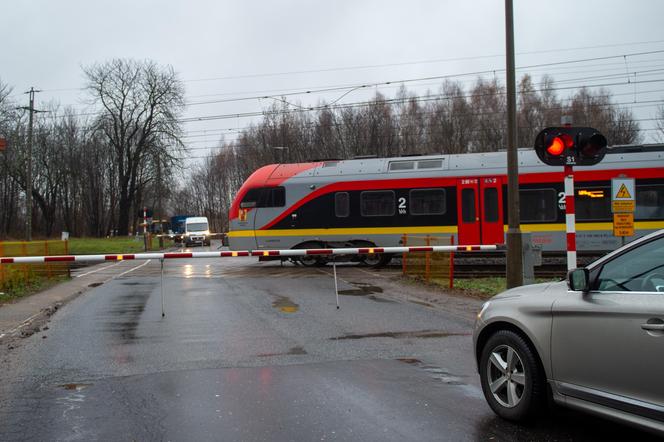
[479,330,546,421]
[486,344,526,408]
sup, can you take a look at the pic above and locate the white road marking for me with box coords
[0,310,44,338]
[106,260,152,281]
[74,261,124,278]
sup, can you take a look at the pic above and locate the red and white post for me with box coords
[561,117,576,270]
[143,207,148,252]
[564,164,576,270]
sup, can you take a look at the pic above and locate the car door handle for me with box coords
[641,323,664,331]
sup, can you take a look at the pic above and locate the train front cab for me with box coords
[456,176,505,246]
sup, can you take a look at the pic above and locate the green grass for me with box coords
[430,277,561,299]
[67,237,175,255]
[0,275,68,304]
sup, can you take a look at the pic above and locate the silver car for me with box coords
[473,229,664,434]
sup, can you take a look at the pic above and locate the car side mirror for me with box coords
[240,201,256,209]
[567,268,590,293]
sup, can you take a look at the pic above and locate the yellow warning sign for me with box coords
[613,213,634,237]
[615,184,632,199]
[611,177,635,213]
[612,200,635,213]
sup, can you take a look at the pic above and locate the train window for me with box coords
[361,191,396,216]
[410,189,446,215]
[484,188,499,222]
[243,187,285,208]
[519,189,556,222]
[461,189,476,223]
[417,159,443,169]
[389,161,415,171]
[335,192,350,218]
[241,188,261,206]
[636,185,664,220]
[576,187,611,221]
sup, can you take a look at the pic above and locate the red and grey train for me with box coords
[228,144,664,264]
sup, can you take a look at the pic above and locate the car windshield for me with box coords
[187,223,208,232]
[595,235,664,292]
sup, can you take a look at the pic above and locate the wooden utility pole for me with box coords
[505,0,523,288]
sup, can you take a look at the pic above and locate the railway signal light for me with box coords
[534,127,607,166]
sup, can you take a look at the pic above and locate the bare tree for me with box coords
[564,87,640,145]
[84,59,185,235]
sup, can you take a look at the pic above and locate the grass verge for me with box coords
[428,276,562,299]
[0,275,68,305]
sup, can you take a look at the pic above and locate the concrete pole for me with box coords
[25,88,35,241]
[505,0,523,288]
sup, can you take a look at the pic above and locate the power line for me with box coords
[15,48,664,118]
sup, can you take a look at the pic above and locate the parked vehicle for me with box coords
[473,229,664,435]
[183,216,211,247]
[227,144,664,266]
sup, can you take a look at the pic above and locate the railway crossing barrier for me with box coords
[0,244,501,314]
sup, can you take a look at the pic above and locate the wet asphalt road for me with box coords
[0,244,658,441]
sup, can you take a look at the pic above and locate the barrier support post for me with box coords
[401,234,407,276]
[449,236,455,289]
[332,258,340,310]
[160,258,165,317]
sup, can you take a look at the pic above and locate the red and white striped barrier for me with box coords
[0,244,500,265]
[564,165,577,270]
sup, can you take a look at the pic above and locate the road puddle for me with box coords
[272,296,299,313]
[257,346,307,357]
[330,330,470,340]
[338,282,384,297]
[60,383,92,391]
[397,359,469,386]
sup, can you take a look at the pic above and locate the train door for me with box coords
[457,179,480,245]
[456,177,504,245]
[479,177,504,245]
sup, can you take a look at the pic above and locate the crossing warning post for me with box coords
[611,177,635,241]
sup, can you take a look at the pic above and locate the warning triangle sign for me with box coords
[616,184,632,199]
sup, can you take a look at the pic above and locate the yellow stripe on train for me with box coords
[227,221,664,238]
[227,226,458,238]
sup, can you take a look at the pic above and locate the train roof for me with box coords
[267,144,663,180]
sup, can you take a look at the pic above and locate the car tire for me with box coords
[479,330,547,422]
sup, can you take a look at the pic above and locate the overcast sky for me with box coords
[2,0,664,160]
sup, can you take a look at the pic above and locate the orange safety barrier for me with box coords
[402,235,454,288]
[0,240,70,293]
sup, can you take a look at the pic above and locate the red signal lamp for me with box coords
[546,133,573,156]
[534,127,607,166]
[546,137,565,155]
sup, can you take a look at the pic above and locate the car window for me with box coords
[594,236,664,292]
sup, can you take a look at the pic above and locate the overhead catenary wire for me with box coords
[14,49,664,122]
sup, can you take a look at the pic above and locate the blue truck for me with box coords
[169,215,193,241]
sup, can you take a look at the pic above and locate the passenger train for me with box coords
[228,145,664,265]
